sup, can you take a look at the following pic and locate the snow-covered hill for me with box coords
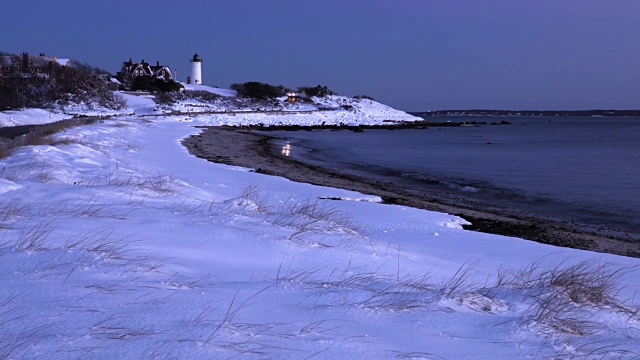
[161,87,421,126]
[0,88,420,128]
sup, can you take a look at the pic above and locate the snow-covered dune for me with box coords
[0,94,638,359]
[0,109,72,127]
[0,99,132,128]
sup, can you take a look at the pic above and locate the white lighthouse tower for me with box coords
[190,53,202,85]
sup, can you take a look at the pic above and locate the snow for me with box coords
[55,58,70,66]
[0,109,71,127]
[55,101,134,117]
[117,92,157,115]
[180,83,238,97]
[180,108,418,126]
[0,94,639,359]
[0,95,133,128]
[161,92,421,125]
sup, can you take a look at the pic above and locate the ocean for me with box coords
[271,117,640,240]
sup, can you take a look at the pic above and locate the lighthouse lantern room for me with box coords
[189,53,202,85]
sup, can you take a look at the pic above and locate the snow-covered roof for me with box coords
[151,65,172,79]
[38,56,71,67]
[0,54,71,73]
[121,60,173,80]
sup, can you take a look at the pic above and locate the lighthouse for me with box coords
[190,53,202,85]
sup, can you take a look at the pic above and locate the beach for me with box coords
[183,126,640,258]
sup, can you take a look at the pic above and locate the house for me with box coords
[37,53,71,68]
[118,59,173,82]
[96,73,122,90]
[108,77,122,90]
[0,52,71,77]
[151,62,172,81]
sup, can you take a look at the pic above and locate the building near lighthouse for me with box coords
[188,53,202,84]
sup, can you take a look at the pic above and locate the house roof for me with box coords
[40,57,70,67]
[0,54,71,69]
[124,62,153,76]
[122,59,173,79]
[150,65,172,77]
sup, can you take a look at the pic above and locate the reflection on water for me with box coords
[281,142,291,156]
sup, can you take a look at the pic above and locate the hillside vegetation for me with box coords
[229,82,336,100]
[0,52,124,111]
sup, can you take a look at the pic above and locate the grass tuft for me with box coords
[13,222,55,251]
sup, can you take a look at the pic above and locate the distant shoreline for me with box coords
[410,110,640,118]
[182,126,640,259]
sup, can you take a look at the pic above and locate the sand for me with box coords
[183,126,640,258]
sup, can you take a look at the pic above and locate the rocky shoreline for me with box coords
[183,126,640,258]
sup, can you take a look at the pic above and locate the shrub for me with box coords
[296,85,335,97]
[230,82,289,99]
[353,94,375,101]
[155,92,176,105]
[131,76,183,93]
[155,90,220,105]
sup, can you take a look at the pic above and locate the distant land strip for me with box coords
[410,110,640,117]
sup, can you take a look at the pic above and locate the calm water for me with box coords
[271,117,640,239]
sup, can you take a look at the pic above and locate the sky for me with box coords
[2,0,640,111]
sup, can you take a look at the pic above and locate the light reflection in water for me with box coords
[281,142,291,156]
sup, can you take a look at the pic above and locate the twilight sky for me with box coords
[2,0,639,111]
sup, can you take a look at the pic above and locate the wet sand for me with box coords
[183,126,640,258]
